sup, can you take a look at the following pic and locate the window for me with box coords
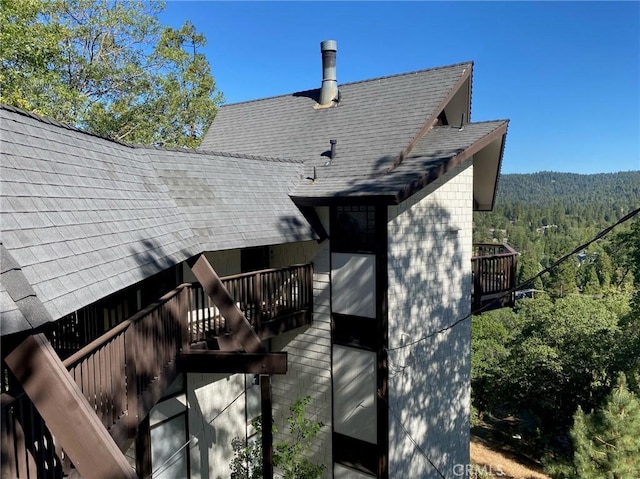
[332,206,377,253]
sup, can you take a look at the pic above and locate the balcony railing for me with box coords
[188,263,313,344]
[1,263,313,477]
[472,243,519,311]
[1,392,62,478]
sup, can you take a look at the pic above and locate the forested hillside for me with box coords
[471,171,640,477]
[497,171,639,214]
[474,171,640,296]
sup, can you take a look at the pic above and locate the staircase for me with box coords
[1,261,313,478]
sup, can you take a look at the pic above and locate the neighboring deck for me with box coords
[471,243,519,311]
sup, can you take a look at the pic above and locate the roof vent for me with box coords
[319,40,338,106]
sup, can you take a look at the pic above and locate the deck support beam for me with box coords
[4,333,137,479]
[188,254,264,353]
[180,351,288,375]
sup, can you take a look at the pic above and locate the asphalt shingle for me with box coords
[202,63,472,172]
[1,57,507,335]
[1,105,318,334]
[201,61,510,202]
[1,107,201,330]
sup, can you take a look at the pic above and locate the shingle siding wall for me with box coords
[387,162,473,478]
[271,207,332,478]
[187,373,246,479]
[182,213,332,478]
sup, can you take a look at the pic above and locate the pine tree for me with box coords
[571,374,640,478]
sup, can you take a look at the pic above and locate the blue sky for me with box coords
[160,1,639,174]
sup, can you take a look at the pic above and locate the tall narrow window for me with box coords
[333,345,377,444]
[332,206,376,253]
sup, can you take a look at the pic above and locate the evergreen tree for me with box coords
[570,374,640,479]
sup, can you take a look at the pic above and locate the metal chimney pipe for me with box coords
[329,139,337,161]
[319,40,338,106]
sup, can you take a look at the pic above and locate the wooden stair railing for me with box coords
[3,284,190,478]
[4,334,137,478]
[62,283,190,448]
[1,261,311,477]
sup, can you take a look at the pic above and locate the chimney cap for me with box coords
[321,40,337,52]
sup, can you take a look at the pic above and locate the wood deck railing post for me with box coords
[4,334,137,478]
[254,272,263,331]
[472,258,482,310]
[135,414,152,477]
[124,327,139,440]
[180,287,190,353]
[261,375,273,479]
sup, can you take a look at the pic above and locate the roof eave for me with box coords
[473,122,509,211]
[290,194,397,207]
[395,121,508,205]
[394,63,474,170]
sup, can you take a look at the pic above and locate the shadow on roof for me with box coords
[292,88,321,103]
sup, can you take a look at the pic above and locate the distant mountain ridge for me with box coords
[496,171,640,210]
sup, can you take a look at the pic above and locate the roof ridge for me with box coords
[338,60,473,88]
[0,103,134,148]
[218,61,474,108]
[197,149,303,164]
[431,119,509,130]
[0,104,300,164]
[136,143,303,164]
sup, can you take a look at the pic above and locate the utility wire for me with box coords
[153,207,640,476]
[385,397,447,479]
[386,207,640,352]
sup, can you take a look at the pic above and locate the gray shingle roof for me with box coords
[201,62,473,172]
[1,106,316,334]
[148,148,316,251]
[202,60,508,205]
[291,120,509,202]
[1,106,201,328]
[1,243,53,334]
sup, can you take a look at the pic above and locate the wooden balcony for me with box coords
[1,263,312,478]
[472,243,519,311]
[188,263,314,345]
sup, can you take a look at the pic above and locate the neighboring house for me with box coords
[1,40,512,478]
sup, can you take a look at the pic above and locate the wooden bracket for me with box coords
[4,333,137,478]
[188,254,264,353]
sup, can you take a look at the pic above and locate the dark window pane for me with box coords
[333,206,376,252]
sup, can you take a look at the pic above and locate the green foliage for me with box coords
[549,374,640,479]
[474,172,640,297]
[0,0,222,147]
[274,396,325,479]
[516,254,544,290]
[472,294,638,440]
[0,0,64,111]
[469,464,492,479]
[471,309,515,411]
[230,396,325,479]
[231,418,264,479]
[473,182,640,466]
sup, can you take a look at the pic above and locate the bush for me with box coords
[230,396,325,479]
